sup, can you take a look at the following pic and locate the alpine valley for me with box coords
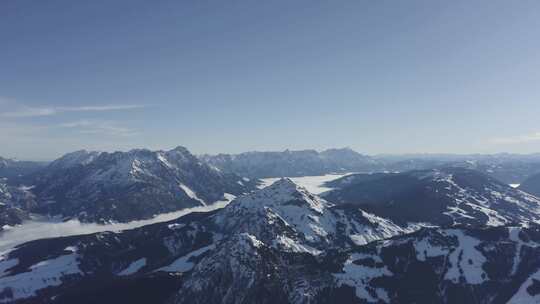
[1,148,540,303]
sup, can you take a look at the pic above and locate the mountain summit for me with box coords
[30,147,258,222]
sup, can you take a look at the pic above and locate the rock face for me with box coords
[324,168,540,227]
[201,148,379,178]
[519,172,540,197]
[30,147,258,222]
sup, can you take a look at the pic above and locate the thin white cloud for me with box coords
[0,104,145,118]
[489,132,540,144]
[58,120,137,137]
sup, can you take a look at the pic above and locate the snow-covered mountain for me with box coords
[1,181,540,303]
[173,225,540,304]
[46,150,102,170]
[213,178,410,252]
[201,148,379,178]
[324,168,540,227]
[202,150,540,183]
[30,146,258,223]
[0,179,412,303]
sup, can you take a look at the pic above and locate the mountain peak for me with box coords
[169,146,191,154]
[258,178,319,206]
[267,177,299,191]
[50,150,102,169]
[226,178,330,219]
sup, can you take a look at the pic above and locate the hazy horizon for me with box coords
[5,145,540,163]
[2,0,540,159]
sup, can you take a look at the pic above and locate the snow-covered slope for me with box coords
[46,150,102,170]
[2,221,539,303]
[2,178,540,304]
[0,179,410,303]
[173,225,540,304]
[30,146,258,222]
[324,168,540,227]
[329,225,540,304]
[214,178,411,253]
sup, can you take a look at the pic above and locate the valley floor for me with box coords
[0,195,235,252]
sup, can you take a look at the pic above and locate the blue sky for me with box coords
[1,0,540,160]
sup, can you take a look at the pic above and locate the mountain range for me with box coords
[1,148,540,226]
[200,148,380,178]
[323,168,540,227]
[379,154,540,185]
[202,150,540,184]
[2,147,540,303]
[1,179,539,303]
[26,147,258,223]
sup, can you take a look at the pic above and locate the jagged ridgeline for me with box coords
[27,147,258,223]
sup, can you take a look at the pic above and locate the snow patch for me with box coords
[158,245,214,273]
[414,237,446,262]
[443,229,488,284]
[179,183,206,206]
[0,253,82,303]
[118,258,146,276]
[334,253,391,303]
[508,268,540,304]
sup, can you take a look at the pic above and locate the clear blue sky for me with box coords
[1,0,540,160]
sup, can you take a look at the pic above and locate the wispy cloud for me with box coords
[58,120,137,137]
[0,104,145,118]
[489,132,540,144]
